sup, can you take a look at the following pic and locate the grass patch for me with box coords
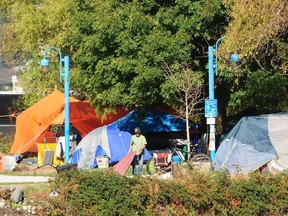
[0,182,51,201]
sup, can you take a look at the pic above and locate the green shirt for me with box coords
[131,134,147,155]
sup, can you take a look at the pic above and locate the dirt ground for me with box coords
[11,164,58,176]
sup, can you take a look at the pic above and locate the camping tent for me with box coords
[110,108,198,134]
[214,113,288,174]
[71,125,152,169]
[10,90,130,154]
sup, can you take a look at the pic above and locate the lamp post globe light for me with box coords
[205,37,240,162]
[41,47,70,163]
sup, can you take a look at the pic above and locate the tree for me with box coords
[2,0,287,143]
[0,0,79,108]
[221,0,288,71]
[214,0,288,131]
[0,0,228,114]
[227,70,288,114]
[161,62,204,154]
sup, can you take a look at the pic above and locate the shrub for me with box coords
[0,133,13,154]
[48,169,288,215]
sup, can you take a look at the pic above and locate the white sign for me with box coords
[206,118,216,124]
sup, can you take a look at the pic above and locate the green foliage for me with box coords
[221,0,288,72]
[0,0,228,111]
[49,170,151,215]
[48,169,288,215]
[216,0,288,125]
[2,0,287,131]
[227,70,288,114]
[0,0,81,104]
[72,0,195,109]
[0,133,13,154]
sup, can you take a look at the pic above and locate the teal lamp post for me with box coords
[41,47,70,163]
[205,37,240,162]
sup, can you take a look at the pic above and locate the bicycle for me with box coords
[146,140,212,176]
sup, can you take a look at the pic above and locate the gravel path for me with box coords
[0,175,53,183]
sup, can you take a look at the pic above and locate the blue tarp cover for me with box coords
[110,108,197,134]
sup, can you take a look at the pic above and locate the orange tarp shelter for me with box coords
[10,89,130,154]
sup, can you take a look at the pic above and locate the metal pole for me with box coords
[208,46,216,161]
[63,56,70,163]
[208,46,215,100]
[41,47,71,163]
[206,37,239,163]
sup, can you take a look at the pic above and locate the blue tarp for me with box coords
[214,113,288,174]
[110,108,197,134]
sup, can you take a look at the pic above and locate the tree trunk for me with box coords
[185,93,191,158]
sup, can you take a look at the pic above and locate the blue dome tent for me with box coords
[72,125,151,169]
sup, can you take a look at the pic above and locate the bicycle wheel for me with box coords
[189,154,212,171]
[146,157,157,175]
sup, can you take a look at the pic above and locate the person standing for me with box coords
[129,127,147,175]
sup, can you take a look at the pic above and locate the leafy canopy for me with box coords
[1,0,227,113]
[221,0,288,72]
[1,0,287,127]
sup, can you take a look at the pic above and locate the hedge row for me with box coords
[48,169,288,215]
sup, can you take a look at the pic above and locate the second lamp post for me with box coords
[205,37,240,162]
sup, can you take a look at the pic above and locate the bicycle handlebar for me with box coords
[170,142,198,148]
[170,143,198,153]
[169,146,193,154]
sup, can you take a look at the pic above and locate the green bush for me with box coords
[48,169,288,216]
[0,132,13,154]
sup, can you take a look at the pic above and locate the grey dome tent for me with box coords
[214,113,288,174]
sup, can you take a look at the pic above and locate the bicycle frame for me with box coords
[171,147,186,161]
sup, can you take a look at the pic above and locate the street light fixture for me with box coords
[205,37,240,162]
[40,47,70,163]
